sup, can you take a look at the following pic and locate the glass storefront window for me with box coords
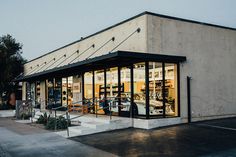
[30,83,36,107]
[84,72,93,113]
[54,78,62,106]
[165,63,178,116]
[94,70,106,115]
[120,67,132,117]
[133,62,146,117]
[47,79,54,108]
[35,81,40,108]
[26,82,31,101]
[149,62,164,116]
[67,76,73,106]
[84,72,93,99]
[62,78,67,106]
[106,67,118,115]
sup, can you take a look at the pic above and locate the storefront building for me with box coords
[18,12,236,128]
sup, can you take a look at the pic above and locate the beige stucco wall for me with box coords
[147,15,236,121]
[24,15,148,75]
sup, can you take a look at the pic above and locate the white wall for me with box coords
[147,15,236,121]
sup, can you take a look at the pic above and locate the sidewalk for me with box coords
[0,118,116,157]
[0,110,15,118]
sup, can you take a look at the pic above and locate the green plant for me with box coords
[21,113,30,120]
[45,116,70,130]
[36,112,49,125]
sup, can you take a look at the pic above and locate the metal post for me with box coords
[66,111,69,137]
[118,67,121,116]
[54,110,57,131]
[130,65,134,118]
[95,98,97,118]
[109,102,112,120]
[145,62,150,119]
[187,76,192,123]
[162,62,166,118]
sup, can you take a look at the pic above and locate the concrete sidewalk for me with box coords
[0,118,116,157]
[0,110,15,118]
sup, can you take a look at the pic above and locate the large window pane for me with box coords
[106,67,118,115]
[67,76,73,106]
[149,62,164,116]
[84,72,93,99]
[120,67,132,116]
[30,83,36,107]
[35,81,40,108]
[47,79,54,106]
[62,78,67,106]
[84,72,93,113]
[165,63,178,116]
[73,75,82,104]
[94,70,106,115]
[54,78,62,106]
[133,62,146,117]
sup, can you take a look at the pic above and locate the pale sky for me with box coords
[1,0,236,61]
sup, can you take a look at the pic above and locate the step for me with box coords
[56,126,97,137]
[81,121,108,129]
[77,116,123,124]
[56,119,132,138]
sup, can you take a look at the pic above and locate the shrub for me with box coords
[36,112,49,125]
[21,113,31,120]
[45,116,70,130]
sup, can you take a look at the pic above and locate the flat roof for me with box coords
[18,51,186,82]
[26,11,236,64]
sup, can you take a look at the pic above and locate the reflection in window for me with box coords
[133,62,146,116]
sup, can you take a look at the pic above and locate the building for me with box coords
[17,11,236,129]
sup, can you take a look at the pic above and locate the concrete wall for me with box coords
[147,15,236,121]
[24,15,148,75]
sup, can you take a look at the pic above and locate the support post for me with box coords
[162,62,166,118]
[66,111,69,137]
[187,76,191,123]
[145,62,150,119]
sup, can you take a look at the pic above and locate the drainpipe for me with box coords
[187,76,192,123]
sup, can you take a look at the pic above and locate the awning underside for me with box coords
[17,51,186,82]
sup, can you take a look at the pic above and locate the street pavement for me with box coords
[71,118,236,157]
